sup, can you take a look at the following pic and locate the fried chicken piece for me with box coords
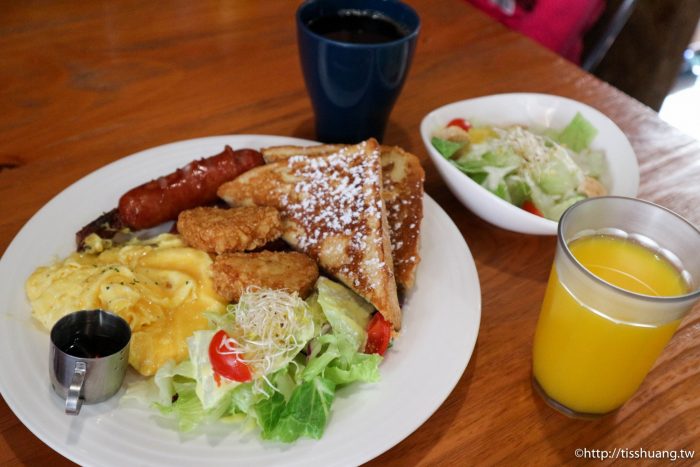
[177,206,282,254]
[212,251,319,302]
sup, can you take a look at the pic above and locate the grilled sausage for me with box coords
[76,146,264,249]
[117,146,264,230]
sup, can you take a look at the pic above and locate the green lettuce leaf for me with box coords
[255,390,286,436]
[431,136,464,159]
[257,377,336,442]
[324,352,381,385]
[453,158,487,174]
[481,165,520,194]
[534,157,582,196]
[316,277,372,351]
[451,146,522,199]
[544,195,585,221]
[491,181,510,201]
[154,385,202,432]
[571,148,606,178]
[154,380,229,432]
[305,292,329,337]
[556,112,597,152]
[228,382,259,415]
[481,148,522,168]
[506,175,530,207]
[303,332,381,384]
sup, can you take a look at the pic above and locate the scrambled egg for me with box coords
[26,233,227,376]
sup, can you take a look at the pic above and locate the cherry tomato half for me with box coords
[365,313,392,356]
[209,330,252,383]
[522,200,543,217]
[447,118,472,132]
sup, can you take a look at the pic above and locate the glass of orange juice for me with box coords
[532,196,700,418]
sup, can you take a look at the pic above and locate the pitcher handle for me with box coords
[66,361,86,415]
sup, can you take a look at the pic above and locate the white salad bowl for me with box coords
[420,93,640,235]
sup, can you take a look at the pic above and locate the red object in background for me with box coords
[467,0,604,63]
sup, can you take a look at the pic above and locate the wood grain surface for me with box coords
[1,1,699,466]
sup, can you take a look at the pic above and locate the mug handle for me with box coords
[66,361,86,415]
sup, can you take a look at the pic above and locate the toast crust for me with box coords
[378,146,424,291]
[218,139,403,329]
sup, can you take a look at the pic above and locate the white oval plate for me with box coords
[420,93,639,235]
[0,135,481,467]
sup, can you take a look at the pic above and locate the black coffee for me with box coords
[64,332,123,358]
[307,9,408,44]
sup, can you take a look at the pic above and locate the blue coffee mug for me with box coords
[297,0,420,143]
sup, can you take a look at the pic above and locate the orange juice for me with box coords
[533,235,688,415]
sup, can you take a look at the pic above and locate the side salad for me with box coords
[431,113,608,221]
[125,277,392,442]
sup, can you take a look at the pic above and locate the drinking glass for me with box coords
[296,0,420,143]
[532,196,700,417]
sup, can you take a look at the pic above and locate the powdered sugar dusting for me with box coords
[279,142,389,291]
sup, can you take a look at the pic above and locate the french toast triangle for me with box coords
[261,143,425,294]
[217,138,403,329]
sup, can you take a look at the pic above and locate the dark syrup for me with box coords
[64,332,123,358]
[307,10,408,44]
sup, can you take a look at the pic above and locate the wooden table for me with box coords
[2,1,699,465]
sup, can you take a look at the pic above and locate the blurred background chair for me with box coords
[469,0,700,111]
[580,0,638,72]
[585,0,700,110]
